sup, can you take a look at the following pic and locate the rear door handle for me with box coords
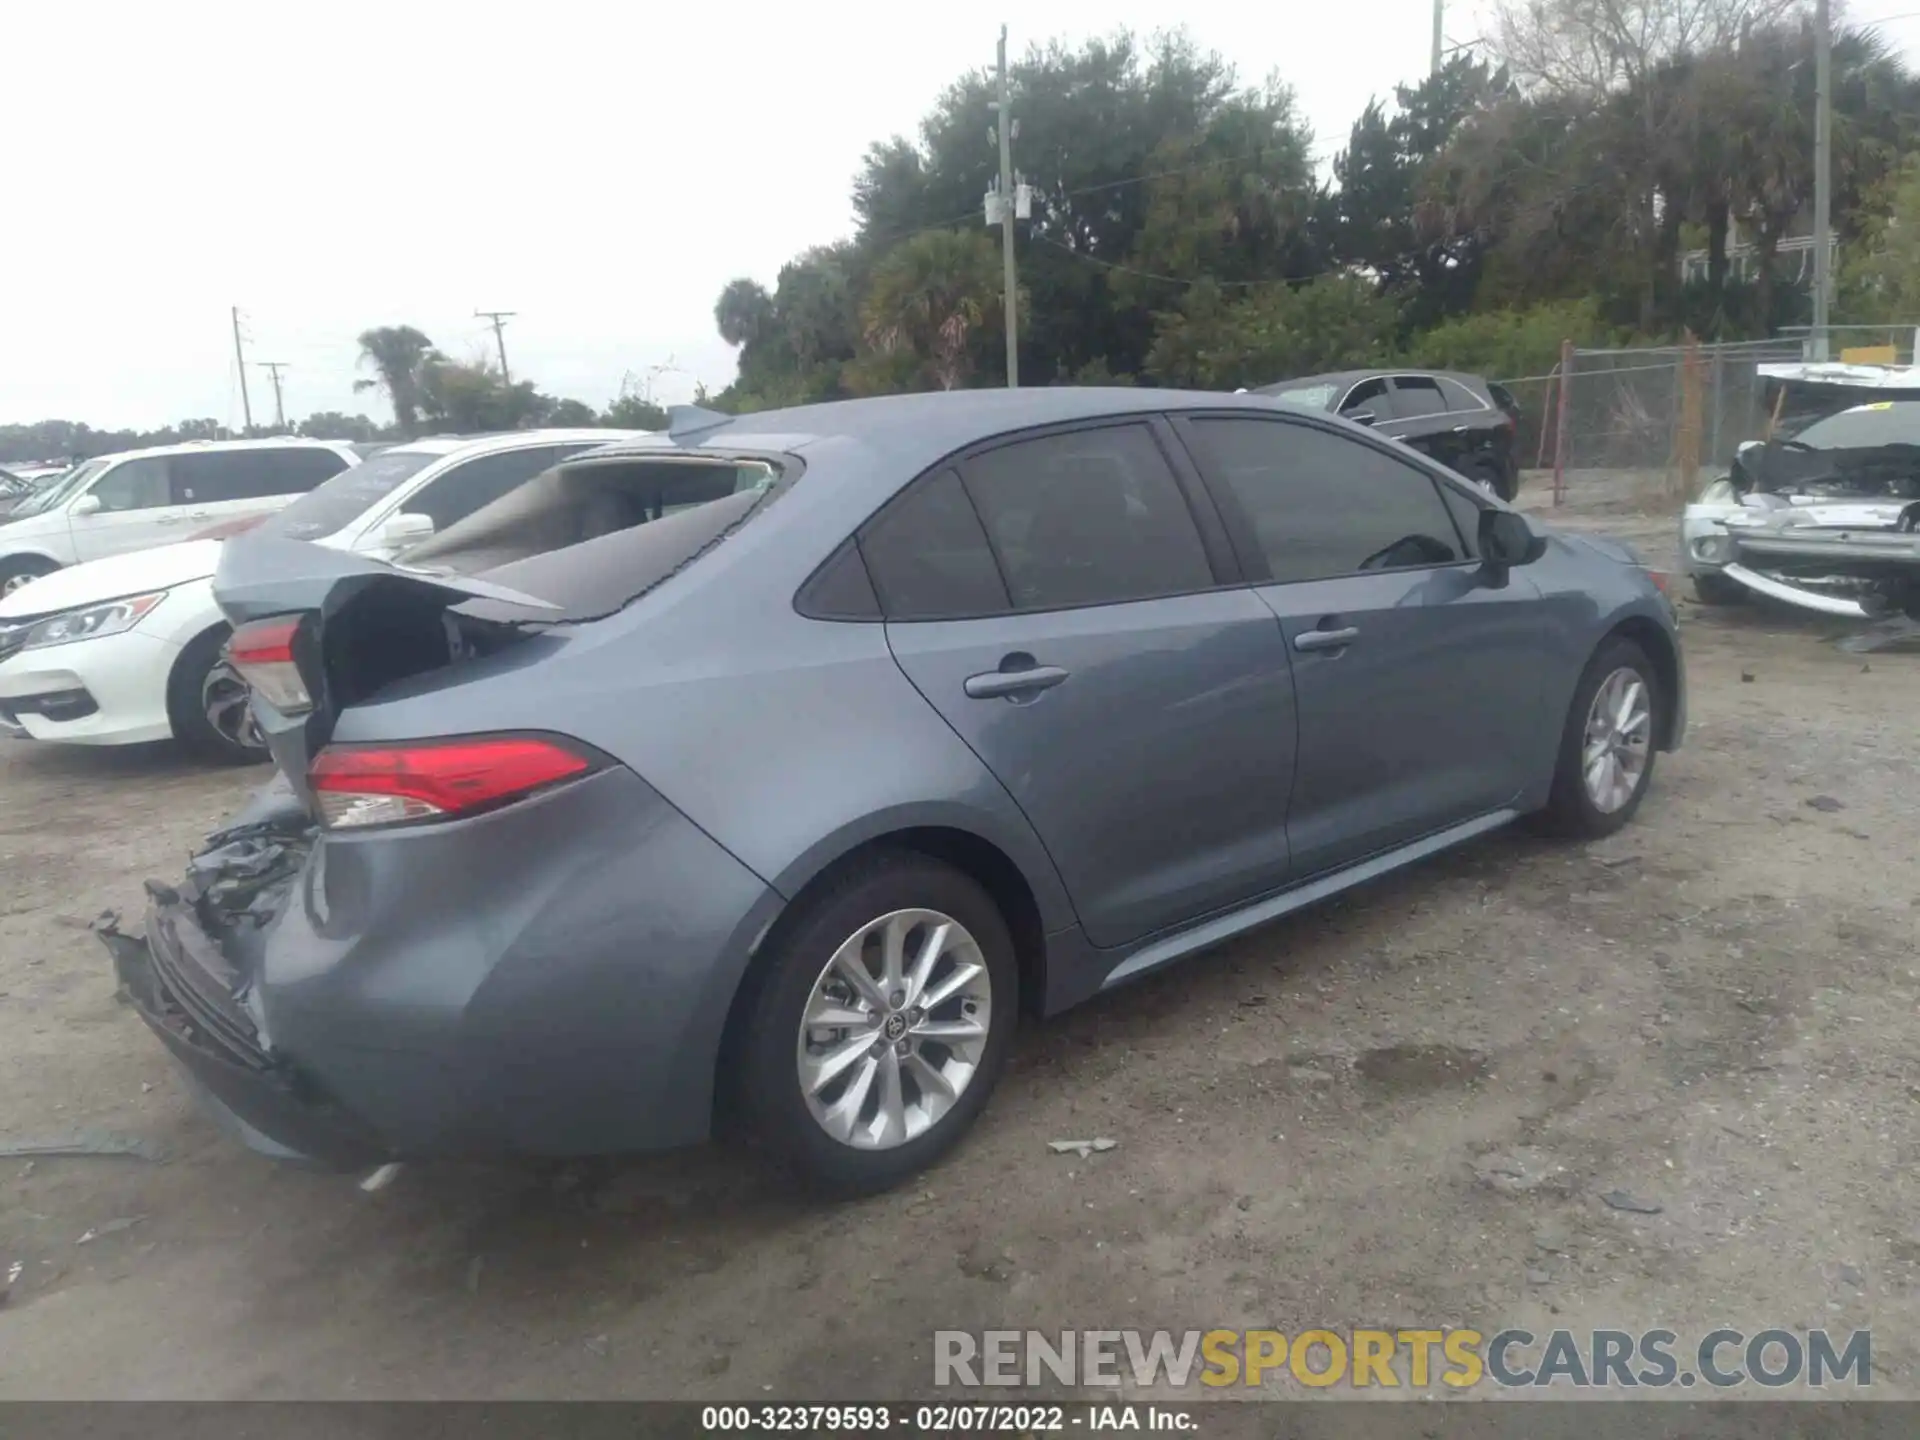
[1294,626,1360,653]
[964,664,1070,699]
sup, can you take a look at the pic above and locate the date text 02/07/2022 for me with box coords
[697,1403,1195,1432]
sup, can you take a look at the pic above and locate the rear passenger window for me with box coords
[1390,376,1448,418]
[1340,378,1389,416]
[960,424,1214,610]
[1438,377,1486,413]
[1183,418,1468,583]
[797,539,881,620]
[173,449,343,504]
[860,469,1010,620]
[261,448,350,496]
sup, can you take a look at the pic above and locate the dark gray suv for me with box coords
[105,389,1684,1194]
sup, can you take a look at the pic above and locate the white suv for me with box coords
[0,430,641,761]
[0,438,362,595]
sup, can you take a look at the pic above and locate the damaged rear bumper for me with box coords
[102,764,785,1168]
[102,900,391,1169]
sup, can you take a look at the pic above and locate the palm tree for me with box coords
[713,279,775,348]
[353,326,435,437]
[860,230,1005,390]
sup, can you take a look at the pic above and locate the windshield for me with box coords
[259,450,438,541]
[1787,401,1920,451]
[1271,383,1337,411]
[5,458,107,519]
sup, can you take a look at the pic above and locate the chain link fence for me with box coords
[1498,339,1805,509]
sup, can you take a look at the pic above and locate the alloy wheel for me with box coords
[795,908,992,1150]
[1581,666,1651,813]
[201,660,265,754]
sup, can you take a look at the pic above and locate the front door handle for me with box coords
[1294,626,1360,653]
[964,663,1070,700]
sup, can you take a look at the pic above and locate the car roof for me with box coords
[92,436,355,462]
[378,428,645,461]
[575,389,1308,475]
[1256,367,1491,395]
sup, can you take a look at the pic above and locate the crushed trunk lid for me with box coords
[212,535,560,803]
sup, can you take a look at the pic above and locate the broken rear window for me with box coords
[405,453,785,621]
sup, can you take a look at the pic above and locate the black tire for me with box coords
[166,627,271,766]
[736,851,1019,1196]
[1690,571,1748,606]
[0,555,59,599]
[1535,637,1662,840]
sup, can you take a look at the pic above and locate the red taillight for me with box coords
[308,735,596,830]
[227,615,311,714]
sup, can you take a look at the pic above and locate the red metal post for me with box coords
[1552,338,1574,507]
[1535,365,1558,469]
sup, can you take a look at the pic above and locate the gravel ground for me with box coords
[2,474,1916,1404]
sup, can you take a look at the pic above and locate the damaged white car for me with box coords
[1682,377,1920,620]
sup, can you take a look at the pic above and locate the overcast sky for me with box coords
[6,0,1918,433]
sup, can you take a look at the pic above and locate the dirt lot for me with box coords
[3,473,1918,1403]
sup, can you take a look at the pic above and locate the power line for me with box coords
[1027,232,1352,289]
[475,310,515,384]
[860,146,1321,253]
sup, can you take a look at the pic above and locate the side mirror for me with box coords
[1346,409,1380,427]
[1478,508,1547,582]
[382,512,435,547]
[69,493,102,517]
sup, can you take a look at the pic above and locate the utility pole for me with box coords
[1432,0,1444,76]
[993,25,1019,388]
[1811,0,1833,360]
[255,362,290,431]
[475,310,515,384]
[230,306,254,432]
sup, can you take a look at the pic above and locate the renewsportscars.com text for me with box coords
[933,1327,1871,1390]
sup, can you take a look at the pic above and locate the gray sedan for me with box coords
[104,388,1684,1194]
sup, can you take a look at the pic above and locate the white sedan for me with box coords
[0,429,640,761]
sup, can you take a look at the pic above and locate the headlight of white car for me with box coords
[20,592,167,650]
